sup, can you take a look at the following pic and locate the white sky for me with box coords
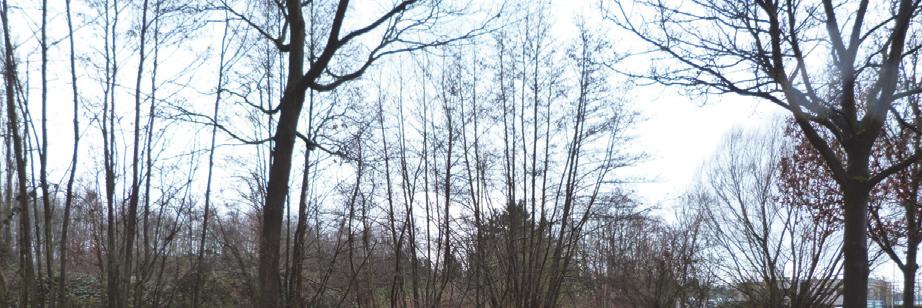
[623,90,783,212]
[547,0,786,212]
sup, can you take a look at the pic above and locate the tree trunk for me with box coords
[1,0,34,304]
[257,1,305,306]
[123,0,150,303]
[258,92,305,308]
[287,148,311,308]
[39,0,55,304]
[905,262,917,308]
[58,0,80,304]
[842,178,870,307]
[905,235,918,308]
[102,0,121,305]
[288,88,314,307]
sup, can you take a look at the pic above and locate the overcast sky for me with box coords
[543,0,786,213]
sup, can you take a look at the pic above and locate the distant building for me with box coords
[830,278,894,308]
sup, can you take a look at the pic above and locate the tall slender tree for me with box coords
[38,0,54,303]
[215,1,484,306]
[57,0,82,304]
[1,0,33,304]
[191,13,230,307]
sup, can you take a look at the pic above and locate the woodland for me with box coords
[1,0,922,307]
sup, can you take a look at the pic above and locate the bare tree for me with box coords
[434,13,640,307]
[190,12,231,307]
[37,0,54,303]
[211,1,489,306]
[1,0,34,304]
[99,0,121,305]
[607,0,922,305]
[57,0,82,304]
[696,126,843,307]
[122,0,152,304]
[582,205,712,308]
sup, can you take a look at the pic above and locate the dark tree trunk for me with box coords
[102,0,121,305]
[905,230,919,308]
[905,259,917,308]
[123,1,150,304]
[1,0,34,304]
[842,183,870,306]
[288,88,314,307]
[842,144,872,308]
[57,0,80,304]
[257,1,305,306]
[255,0,421,305]
[39,0,55,303]
[258,91,305,308]
[288,148,311,308]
